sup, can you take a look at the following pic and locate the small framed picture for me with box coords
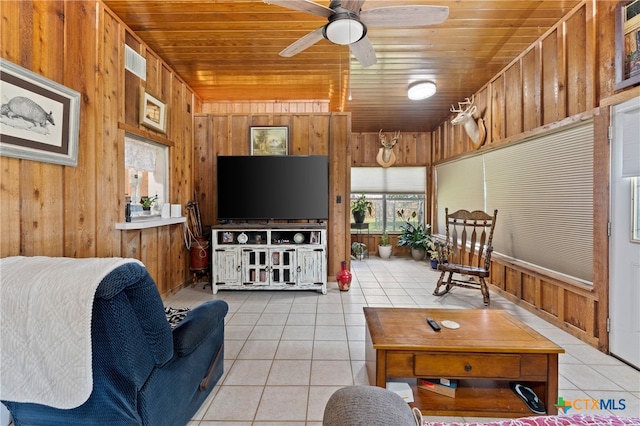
[250,126,288,156]
[310,231,320,244]
[140,90,167,133]
[222,231,234,243]
[615,0,640,90]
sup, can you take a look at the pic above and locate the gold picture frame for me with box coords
[615,0,640,90]
[140,90,167,133]
[250,126,288,156]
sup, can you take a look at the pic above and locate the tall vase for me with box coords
[336,260,352,291]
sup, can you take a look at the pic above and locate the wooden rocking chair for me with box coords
[433,208,498,305]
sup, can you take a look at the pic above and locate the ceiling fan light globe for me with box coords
[324,13,366,45]
[408,81,437,100]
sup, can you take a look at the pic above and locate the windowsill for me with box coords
[115,216,186,230]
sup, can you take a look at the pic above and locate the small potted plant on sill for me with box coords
[396,209,432,261]
[378,230,392,259]
[351,241,367,260]
[351,193,372,224]
[141,195,158,211]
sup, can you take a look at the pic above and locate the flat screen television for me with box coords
[216,155,329,221]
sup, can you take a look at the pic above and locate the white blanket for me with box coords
[0,256,144,409]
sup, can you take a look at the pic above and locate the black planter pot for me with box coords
[353,211,365,224]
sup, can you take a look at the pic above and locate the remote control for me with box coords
[427,317,441,331]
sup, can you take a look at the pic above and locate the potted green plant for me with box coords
[351,193,372,224]
[351,241,367,260]
[141,195,158,211]
[396,209,432,261]
[378,230,392,259]
[427,238,439,269]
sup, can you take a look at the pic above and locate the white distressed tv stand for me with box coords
[211,223,327,294]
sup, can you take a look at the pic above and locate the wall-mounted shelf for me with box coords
[115,216,186,230]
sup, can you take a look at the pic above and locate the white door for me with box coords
[610,96,640,369]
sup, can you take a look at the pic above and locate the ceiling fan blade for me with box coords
[263,0,334,18]
[340,0,366,14]
[360,5,449,27]
[279,27,325,57]
[349,35,377,68]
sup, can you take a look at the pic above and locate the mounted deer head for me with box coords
[376,129,399,167]
[450,95,487,149]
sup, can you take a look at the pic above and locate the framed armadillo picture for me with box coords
[0,58,80,166]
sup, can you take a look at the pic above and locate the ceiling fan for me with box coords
[263,0,449,68]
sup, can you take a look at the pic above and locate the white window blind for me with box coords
[351,167,426,193]
[434,120,594,283]
[434,156,485,234]
[484,121,593,282]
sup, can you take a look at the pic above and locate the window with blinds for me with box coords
[435,121,594,284]
[351,167,426,232]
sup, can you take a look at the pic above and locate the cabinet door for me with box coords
[297,248,325,285]
[270,248,296,285]
[242,248,270,286]
[213,248,241,285]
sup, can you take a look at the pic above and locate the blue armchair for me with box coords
[3,262,228,426]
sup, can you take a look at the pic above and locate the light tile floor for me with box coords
[165,257,640,426]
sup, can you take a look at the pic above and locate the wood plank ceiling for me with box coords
[103,0,582,133]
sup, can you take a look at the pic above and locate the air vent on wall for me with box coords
[124,45,146,81]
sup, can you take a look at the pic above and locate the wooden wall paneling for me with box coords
[541,279,559,317]
[0,0,22,257]
[504,267,522,298]
[349,133,362,165]
[596,1,619,101]
[33,1,64,78]
[522,45,542,131]
[415,133,430,166]
[542,29,562,125]
[404,133,419,165]
[0,2,21,62]
[170,225,185,293]
[592,108,610,351]
[363,133,378,165]
[521,274,537,306]
[328,113,350,277]
[310,114,329,155]
[564,292,588,332]
[140,228,158,283]
[292,115,311,155]
[0,158,21,257]
[490,75,506,142]
[123,32,141,127]
[96,8,124,257]
[64,0,98,257]
[194,115,214,228]
[144,52,161,100]
[157,226,171,295]
[584,0,597,110]
[565,4,588,116]
[231,115,250,155]
[17,2,65,257]
[504,61,523,138]
[20,163,64,256]
[121,230,140,258]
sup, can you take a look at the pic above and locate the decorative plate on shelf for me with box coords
[293,233,305,244]
[237,232,248,244]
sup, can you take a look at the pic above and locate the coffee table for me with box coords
[364,307,565,418]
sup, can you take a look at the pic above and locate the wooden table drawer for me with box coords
[414,353,521,379]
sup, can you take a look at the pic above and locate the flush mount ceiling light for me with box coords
[408,81,437,100]
[323,11,366,45]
